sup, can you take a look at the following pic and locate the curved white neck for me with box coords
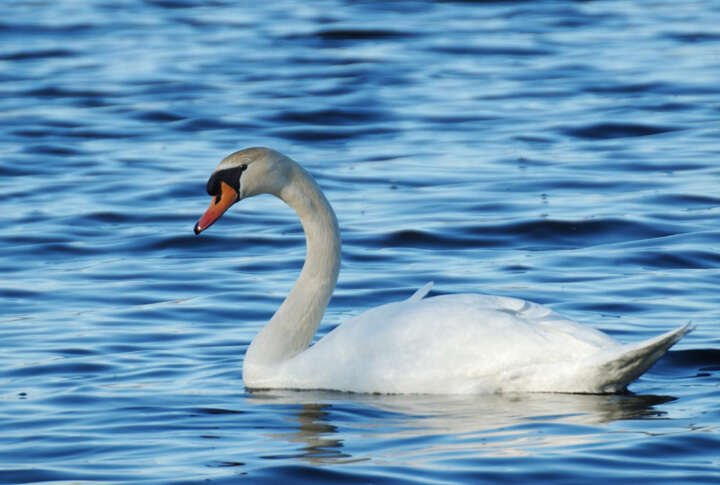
[243,163,341,376]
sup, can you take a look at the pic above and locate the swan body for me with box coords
[194,147,692,394]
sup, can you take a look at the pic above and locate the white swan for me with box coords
[194,147,692,394]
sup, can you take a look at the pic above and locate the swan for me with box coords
[194,147,692,394]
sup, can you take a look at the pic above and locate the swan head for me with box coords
[194,147,293,234]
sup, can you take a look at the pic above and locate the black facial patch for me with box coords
[206,164,248,200]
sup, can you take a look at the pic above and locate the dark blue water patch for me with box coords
[372,228,502,250]
[663,31,720,43]
[269,107,395,126]
[82,419,217,437]
[100,343,151,354]
[2,440,141,471]
[502,264,533,274]
[616,431,720,461]
[584,81,668,95]
[106,305,206,324]
[174,14,254,29]
[5,360,115,379]
[25,288,178,312]
[12,126,136,140]
[0,48,76,61]
[1,115,86,132]
[642,193,720,210]
[320,171,417,189]
[641,82,720,97]
[191,407,246,416]
[619,249,720,270]
[480,88,573,102]
[271,125,396,142]
[508,156,556,169]
[42,391,111,407]
[77,179,151,198]
[150,231,303,254]
[0,20,95,35]
[475,217,676,249]
[429,44,554,57]
[288,28,418,42]
[131,109,187,123]
[570,301,646,315]
[56,347,99,357]
[127,79,219,101]
[342,248,396,263]
[175,117,261,132]
[113,365,194,382]
[634,101,698,112]
[18,240,101,257]
[418,113,502,124]
[80,211,135,224]
[92,324,197,346]
[561,122,679,140]
[8,128,55,139]
[0,287,41,300]
[507,177,647,193]
[21,86,114,102]
[251,465,402,485]
[21,143,84,156]
[5,229,110,258]
[327,287,415,309]
[232,256,305,273]
[514,134,556,144]
[143,0,210,9]
[608,160,709,174]
[355,217,677,251]
[59,128,141,140]
[653,348,720,373]
[0,468,121,485]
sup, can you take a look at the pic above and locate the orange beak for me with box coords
[194,181,238,235]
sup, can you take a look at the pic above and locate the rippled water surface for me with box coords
[2,0,719,483]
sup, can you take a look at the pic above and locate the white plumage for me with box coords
[195,147,692,394]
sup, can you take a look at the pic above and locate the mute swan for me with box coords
[194,147,692,394]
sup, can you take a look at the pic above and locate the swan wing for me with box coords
[272,294,640,393]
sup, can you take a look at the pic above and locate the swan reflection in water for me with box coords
[245,391,676,464]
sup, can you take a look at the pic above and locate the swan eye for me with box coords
[206,177,219,197]
[206,164,248,199]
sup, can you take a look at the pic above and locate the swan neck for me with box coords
[244,163,340,371]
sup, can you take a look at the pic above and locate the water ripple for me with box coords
[0,0,718,483]
[562,122,679,140]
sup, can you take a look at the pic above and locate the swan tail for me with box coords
[592,322,694,393]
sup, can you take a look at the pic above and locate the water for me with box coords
[1,0,719,483]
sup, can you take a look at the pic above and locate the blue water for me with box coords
[1,0,719,483]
